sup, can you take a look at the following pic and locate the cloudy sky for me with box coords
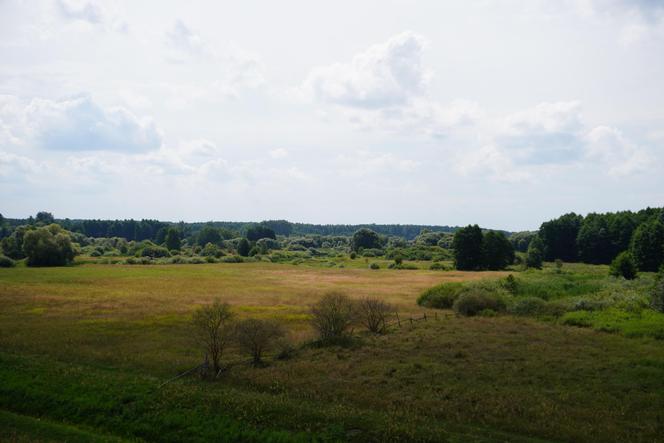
[1,0,663,230]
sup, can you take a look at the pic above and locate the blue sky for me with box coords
[1,0,663,231]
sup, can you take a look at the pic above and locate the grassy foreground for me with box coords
[1,262,664,442]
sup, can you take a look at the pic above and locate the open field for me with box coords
[1,262,664,442]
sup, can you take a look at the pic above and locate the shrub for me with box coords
[201,242,222,258]
[610,251,638,280]
[356,298,393,334]
[140,244,170,258]
[500,274,519,294]
[652,278,664,313]
[310,292,354,343]
[429,262,449,271]
[417,282,464,309]
[349,252,357,259]
[369,262,380,270]
[526,236,544,269]
[22,224,77,266]
[453,290,505,316]
[191,300,234,374]
[0,255,16,267]
[508,297,547,316]
[235,319,285,367]
[555,259,564,273]
[221,255,243,263]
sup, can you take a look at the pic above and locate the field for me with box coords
[1,261,664,442]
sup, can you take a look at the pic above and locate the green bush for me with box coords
[22,224,77,266]
[417,282,464,309]
[453,290,505,316]
[221,255,244,263]
[140,244,171,258]
[652,278,664,313]
[609,251,638,280]
[0,255,16,267]
[429,262,449,271]
[369,262,380,270]
[508,297,547,316]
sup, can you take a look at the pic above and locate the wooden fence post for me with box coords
[396,312,401,327]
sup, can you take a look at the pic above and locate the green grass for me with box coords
[2,261,664,442]
[562,308,664,339]
[0,409,129,442]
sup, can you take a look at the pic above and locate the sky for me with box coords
[0,0,663,231]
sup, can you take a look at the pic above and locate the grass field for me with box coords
[1,261,664,442]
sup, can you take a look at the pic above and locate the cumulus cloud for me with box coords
[304,32,430,109]
[453,100,652,182]
[585,126,650,176]
[497,101,585,164]
[166,20,207,56]
[0,94,162,152]
[55,0,103,24]
[302,32,480,137]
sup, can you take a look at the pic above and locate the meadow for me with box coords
[1,260,664,442]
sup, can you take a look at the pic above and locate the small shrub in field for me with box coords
[349,252,356,259]
[652,278,664,313]
[0,255,16,267]
[500,274,519,294]
[555,259,563,273]
[429,262,449,271]
[192,300,234,374]
[478,308,497,317]
[417,282,464,309]
[221,255,243,263]
[610,251,638,280]
[508,297,547,316]
[275,338,297,360]
[453,290,505,316]
[356,298,393,333]
[561,311,593,328]
[369,262,380,270]
[311,292,354,343]
[235,319,285,367]
[572,297,610,311]
[141,244,170,258]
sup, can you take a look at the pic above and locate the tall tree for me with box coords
[482,231,515,270]
[631,219,664,272]
[453,225,484,270]
[539,213,583,261]
[164,227,182,251]
[526,236,544,269]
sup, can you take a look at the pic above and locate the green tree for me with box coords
[482,231,515,270]
[452,225,484,270]
[631,219,664,272]
[539,213,583,261]
[351,228,382,251]
[35,211,55,225]
[197,225,222,247]
[246,224,276,242]
[164,227,182,251]
[609,251,637,280]
[525,236,544,269]
[22,224,76,266]
[237,238,250,257]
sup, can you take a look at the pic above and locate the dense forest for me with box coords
[1,207,663,275]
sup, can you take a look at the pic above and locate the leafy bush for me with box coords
[221,255,244,263]
[140,243,171,258]
[22,224,77,266]
[369,262,380,270]
[652,278,664,313]
[310,292,354,344]
[508,297,547,316]
[349,252,356,259]
[0,255,16,267]
[387,262,418,270]
[610,251,638,280]
[417,282,464,309]
[453,290,505,316]
[429,262,449,271]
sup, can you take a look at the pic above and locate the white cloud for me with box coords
[304,31,430,109]
[165,19,207,56]
[55,0,103,24]
[269,148,288,159]
[585,126,651,176]
[454,145,533,183]
[0,94,162,152]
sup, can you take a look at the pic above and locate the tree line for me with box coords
[534,207,664,271]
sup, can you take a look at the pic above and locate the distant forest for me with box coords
[1,217,461,241]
